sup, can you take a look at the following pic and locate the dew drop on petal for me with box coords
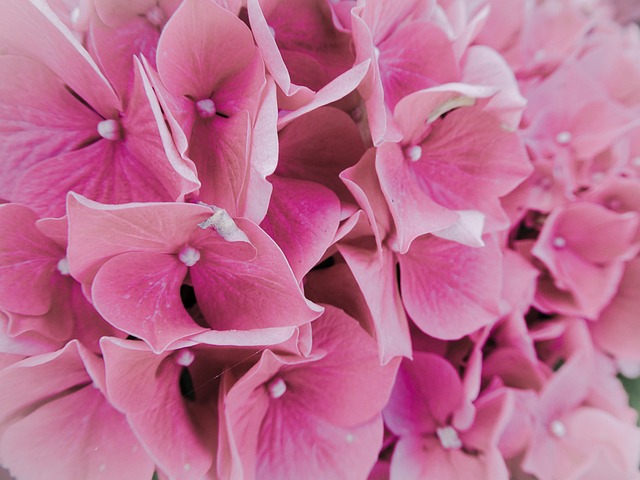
[174,349,195,367]
[406,145,422,162]
[267,377,287,399]
[57,258,71,275]
[436,426,462,450]
[550,419,566,437]
[179,245,200,267]
[196,99,216,118]
[555,131,572,145]
[552,236,566,249]
[345,433,355,443]
[97,119,121,141]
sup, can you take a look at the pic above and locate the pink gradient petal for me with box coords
[101,338,215,480]
[66,195,212,282]
[384,352,465,436]
[261,176,340,281]
[399,235,502,340]
[91,252,205,352]
[157,0,256,99]
[0,204,62,316]
[191,218,323,331]
[1,385,153,480]
[0,0,120,116]
[0,55,101,197]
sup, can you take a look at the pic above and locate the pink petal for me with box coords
[1,385,153,480]
[0,56,101,198]
[156,0,257,99]
[0,204,62,316]
[261,176,340,281]
[399,235,502,340]
[191,218,323,331]
[0,0,120,116]
[91,252,206,352]
[101,338,216,480]
[384,352,465,436]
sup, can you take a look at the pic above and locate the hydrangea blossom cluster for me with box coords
[2,0,640,478]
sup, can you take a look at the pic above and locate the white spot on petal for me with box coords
[268,25,276,37]
[552,236,566,249]
[184,463,191,472]
[373,47,381,61]
[591,172,604,183]
[550,420,566,437]
[632,156,640,167]
[196,99,216,118]
[437,426,462,449]
[556,131,572,145]
[97,119,120,141]
[534,49,546,62]
[179,245,200,267]
[406,145,422,162]
[70,7,80,25]
[98,464,106,473]
[345,433,355,443]
[57,258,70,275]
[146,6,165,27]
[175,349,195,367]
[198,206,250,243]
[267,377,287,399]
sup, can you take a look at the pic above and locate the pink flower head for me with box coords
[67,194,322,352]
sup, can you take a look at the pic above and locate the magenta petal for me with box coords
[192,219,322,331]
[91,252,206,352]
[0,204,62,316]
[157,0,256,99]
[261,176,340,281]
[1,385,153,480]
[399,235,502,339]
[384,352,465,436]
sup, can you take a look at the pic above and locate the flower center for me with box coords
[97,119,121,141]
[555,131,572,145]
[146,6,165,27]
[174,349,195,367]
[196,99,216,118]
[267,377,287,399]
[552,236,566,249]
[56,258,71,275]
[178,245,200,267]
[550,419,566,438]
[436,426,462,450]
[406,145,422,162]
